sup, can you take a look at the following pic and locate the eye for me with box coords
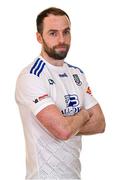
[63,29,70,36]
[49,31,57,37]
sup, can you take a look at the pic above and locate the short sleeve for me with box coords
[15,73,55,115]
[81,73,98,109]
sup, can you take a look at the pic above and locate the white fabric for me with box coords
[15,56,98,179]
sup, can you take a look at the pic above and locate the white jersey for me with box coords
[15,56,97,179]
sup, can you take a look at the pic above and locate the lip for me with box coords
[56,47,66,51]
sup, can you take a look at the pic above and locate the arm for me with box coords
[16,74,90,140]
[36,104,90,140]
[77,104,106,135]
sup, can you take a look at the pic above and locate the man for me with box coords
[15,7,105,180]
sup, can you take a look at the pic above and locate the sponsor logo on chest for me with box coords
[62,94,80,116]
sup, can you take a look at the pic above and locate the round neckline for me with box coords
[39,55,66,72]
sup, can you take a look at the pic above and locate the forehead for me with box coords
[43,14,71,31]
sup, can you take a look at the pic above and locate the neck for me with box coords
[40,51,64,67]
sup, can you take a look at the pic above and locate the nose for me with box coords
[58,33,64,43]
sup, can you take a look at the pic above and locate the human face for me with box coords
[41,15,71,60]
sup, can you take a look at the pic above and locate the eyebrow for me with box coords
[63,27,71,31]
[48,27,71,33]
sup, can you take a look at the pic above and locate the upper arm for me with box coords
[75,69,105,134]
[80,72,105,127]
[36,104,71,140]
[16,74,71,140]
[88,103,104,118]
[88,103,106,131]
[15,73,55,115]
[79,72,98,109]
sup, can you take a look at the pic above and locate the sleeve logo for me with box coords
[86,86,92,95]
[33,94,48,103]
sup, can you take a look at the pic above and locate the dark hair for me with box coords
[36,7,70,34]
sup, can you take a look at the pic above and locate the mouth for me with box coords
[55,45,68,51]
[56,47,67,51]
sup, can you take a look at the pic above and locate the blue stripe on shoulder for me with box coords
[30,58,45,76]
[37,62,45,77]
[66,63,84,74]
[30,58,40,74]
[34,60,43,75]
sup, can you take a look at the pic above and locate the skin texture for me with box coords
[36,14,105,140]
[36,15,71,66]
[36,105,90,140]
[76,104,105,135]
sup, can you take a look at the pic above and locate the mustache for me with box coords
[54,44,69,48]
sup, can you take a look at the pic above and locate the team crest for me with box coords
[73,74,82,86]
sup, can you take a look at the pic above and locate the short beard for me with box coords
[42,37,70,60]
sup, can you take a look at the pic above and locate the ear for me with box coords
[36,32,43,44]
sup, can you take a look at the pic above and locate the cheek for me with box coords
[66,36,71,44]
[68,38,71,44]
[45,37,58,46]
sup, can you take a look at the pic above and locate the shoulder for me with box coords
[16,57,47,88]
[64,62,88,85]
[29,57,46,77]
[18,57,47,78]
[65,62,84,74]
